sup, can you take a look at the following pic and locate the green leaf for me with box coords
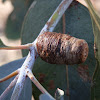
[39,94,54,100]
[84,0,100,100]
[21,0,95,100]
[4,0,33,39]
[0,57,32,100]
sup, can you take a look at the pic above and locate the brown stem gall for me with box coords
[36,32,88,65]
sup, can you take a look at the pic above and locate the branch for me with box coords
[0,43,32,50]
[0,0,73,99]
[11,47,36,100]
[34,0,73,44]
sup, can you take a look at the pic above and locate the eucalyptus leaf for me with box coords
[0,57,32,100]
[84,0,100,100]
[4,0,33,39]
[21,0,95,100]
[39,94,54,100]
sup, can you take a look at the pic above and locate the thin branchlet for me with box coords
[26,68,55,100]
[0,69,19,83]
[26,69,47,94]
[0,43,33,50]
[0,76,18,100]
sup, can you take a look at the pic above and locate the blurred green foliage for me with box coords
[3,0,34,39]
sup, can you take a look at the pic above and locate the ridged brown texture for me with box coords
[36,32,88,65]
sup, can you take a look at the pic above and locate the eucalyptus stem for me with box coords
[26,68,55,100]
